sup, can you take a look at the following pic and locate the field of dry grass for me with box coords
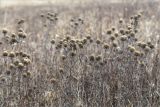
[0,1,160,107]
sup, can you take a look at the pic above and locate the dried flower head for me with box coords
[59,68,64,73]
[61,55,66,60]
[51,39,55,44]
[119,29,125,35]
[95,55,102,61]
[114,33,119,37]
[89,55,95,62]
[110,36,115,41]
[3,51,8,57]
[107,29,112,35]
[22,58,31,65]
[119,18,123,23]
[9,63,15,70]
[96,39,101,44]
[50,78,57,84]
[2,28,8,35]
[86,36,91,40]
[134,50,141,56]
[120,35,127,41]
[70,51,76,57]
[6,70,11,75]
[18,63,24,69]
[9,52,15,58]
[112,41,118,47]
[103,43,109,49]
[128,45,135,53]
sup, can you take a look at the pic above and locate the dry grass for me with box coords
[0,1,160,107]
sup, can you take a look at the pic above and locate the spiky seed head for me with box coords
[9,52,15,58]
[137,13,142,18]
[50,78,57,84]
[140,52,144,57]
[59,40,63,44]
[110,36,115,41]
[17,19,25,25]
[134,50,141,56]
[1,77,5,82]
[127,26,132,30]
[2,28,8,35]
[18,63,24,69]
[59,68,64,73]
[19,51,23,56]
[11,33,16,38]
[10,38,18,44]
[119,18,123,23]
[89,39,93,43]
[112,27,116,31]
[134,29,138,33]
[56,44,62,49]
[22,58,31,65]
[74,22,78,26]
[120,36,127,41]
[14,60,20,66]
[40,14,44,18]
[72,44,77,50]
[138,61,145,67]
[0,41,2,45]
[107,29,112,35]
[134,15,138,20]
[82,39,87,44]
[114,33,119,37]
[22,73,27,78]
[3,51,8,57]
[119,29,125,35]
[144,46,150,52]
[66,36,71,40]
[148,44,154,49]
[51,39,55,44]
[6,70,11,75]
[125,30,129,34]
[63,43,68,47]
[18,32,24,38]
[21,53,28,58]
[9,63,15,70]
[70,39,76,44]
[141,43,147,49]
[147,41,151,45]
[103,43,109,49]
[95,55,102,61]
[55,17,58,21]
[112,42,118,47]
[134,38,138,41]
[26,71,31,77]
[18,28,24,32]
[22,33,27,38]
[78,43,83,49]
[128,45,135,53]
[137,42,142,47]
[86,36,91,39]
[70,51,76,57]
[130,32,135,37]
[96,39,101,44]
[61,55,66,60]
[89,55,95,62]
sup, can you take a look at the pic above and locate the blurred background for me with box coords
[0,0,158,7]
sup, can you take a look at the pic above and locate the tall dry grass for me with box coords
[0,1,160,107]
